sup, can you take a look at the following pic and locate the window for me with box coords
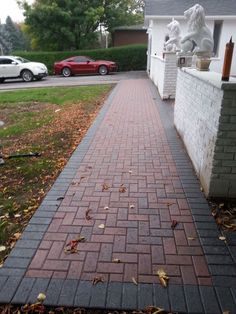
[74,56,95,63]
[0,58,14,64]
[213,20,223,57]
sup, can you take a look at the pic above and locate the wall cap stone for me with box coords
[180,68,236,90]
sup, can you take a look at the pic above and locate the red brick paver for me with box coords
[26,79,211,285]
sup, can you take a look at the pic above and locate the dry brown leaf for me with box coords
[14,233,21,240]
[64,236,85,254]
[167,202,175,206]
[21,302,45,313]
[132,277,138,285]
[85,209,92,221]
[171,220,178,229]
[157,269,169,288]
[92,276,104,285]
[119,184,127,193]
[102,183,110,191]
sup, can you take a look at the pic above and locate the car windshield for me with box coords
[64,56,95,62]
[86,57,95,62]
[15,57,30,63]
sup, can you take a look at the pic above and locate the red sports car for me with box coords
[54,56,118,77]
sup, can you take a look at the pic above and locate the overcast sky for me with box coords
[0,0,34,23]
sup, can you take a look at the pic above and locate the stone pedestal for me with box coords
[174,68,236,198]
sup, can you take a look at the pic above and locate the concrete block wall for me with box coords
[150,52,177,99]
[174,68,236,198]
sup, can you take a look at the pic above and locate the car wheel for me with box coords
[0,78,5,83]
[99,65,108,75]
[62,67,71,77]
[21,69,34,82]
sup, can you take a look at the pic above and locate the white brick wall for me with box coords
[174,68,236,198]
[150,52,177,99]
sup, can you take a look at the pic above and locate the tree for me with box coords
[18,0,104,51]
[17,0,144,51]
[5,16,27,51]
[0,24,12,55]
[103,0,144,32]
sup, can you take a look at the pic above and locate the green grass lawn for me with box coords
[0,84,112,259]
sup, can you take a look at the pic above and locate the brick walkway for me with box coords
[0,77,236,313]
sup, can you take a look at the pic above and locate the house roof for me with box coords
[145,0,236,17]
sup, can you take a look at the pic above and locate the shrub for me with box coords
[14,45,147,75]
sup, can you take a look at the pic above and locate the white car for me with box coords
[0,56,48,83]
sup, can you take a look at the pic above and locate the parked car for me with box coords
[54,56,118,77]
[0,56,48,83]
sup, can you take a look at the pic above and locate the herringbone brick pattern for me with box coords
[26,79,211,285]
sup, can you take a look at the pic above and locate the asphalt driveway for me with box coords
[0,71,147,91]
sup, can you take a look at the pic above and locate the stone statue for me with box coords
[164,19,181,52]
[181,4,214,53]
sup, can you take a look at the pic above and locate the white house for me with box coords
[145,0,236,80]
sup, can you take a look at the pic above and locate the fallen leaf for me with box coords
[85,209,92,221]
[119,184,127,193]
[0,246,6,252]
[14,214,21,218]
[171,220,178,229]
[157,269,169,288]
[112,258,121,263]
[219,235,226,241]
[14,232,21,240]
[145,306,165,314]
[92,276,104,285]
[64,236,85,254]
[56,197,64,201]
[132,277,138,285]
[153,308,165,314]
[37,293,46,302]
[98,224,105,229]
[22,302,45,313]
[102,183,110,191]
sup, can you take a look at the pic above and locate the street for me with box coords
[0,71,147,91]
